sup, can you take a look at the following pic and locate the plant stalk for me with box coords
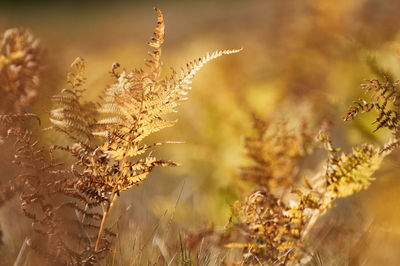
[95,193,118,252]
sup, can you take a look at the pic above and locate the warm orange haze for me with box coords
[1,0,400,265]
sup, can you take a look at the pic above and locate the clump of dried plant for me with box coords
[240,115,315,194]
[345,76,400,150]
[226,98,394,265]
[3,5,398,266]
[0,28,41,113]
[0,8,240,265]
[0,28,41,144]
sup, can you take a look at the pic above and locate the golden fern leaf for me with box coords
[0,113,39,127]
[49,57,97,143]
[95,15,241,162]
[325,143,388,198]
[229,189,300,264]
[67,56,86,88]
[231,114,392,264]
[0,113,40,144]
[146,7,165,81]
[345,77,400,133]
[99,49,243,156]
[44,8,241,255]
[240,115,315,191]
[164,49,242,103]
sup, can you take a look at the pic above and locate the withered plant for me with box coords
[0,28,41,252]
[240,115,315,194]
[0,28,41,144]
[227,101,394,265]
[345,76,400,150]
[0,8,240,265]
[0,28,41,114]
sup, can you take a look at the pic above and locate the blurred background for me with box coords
[2,0,400,264]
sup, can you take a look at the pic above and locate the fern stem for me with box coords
[95,193,118,252]
[13,237,29,266]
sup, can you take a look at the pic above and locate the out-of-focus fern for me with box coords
[4,126,109,265]
[48,57,96,144]
[240,114,315,193]
[0,27,41,147]
[0,28,41,113]
[345,75,400,153]
[345,76,400,134]
[226,189,299,264]
[324,141,387,199]
[227,110,391,265]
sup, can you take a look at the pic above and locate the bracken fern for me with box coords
[1,8,240,265]
[227,105,391,265]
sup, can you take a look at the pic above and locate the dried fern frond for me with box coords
[146,7,164,80]
[240,114,315,192]
[324,143,388,198]
[345,77,400,133]
[229,115,392,265]
[4,125,113,265]
[0,28,41,113]
[228,189,300,265]
[0,113,40,205]
[0,113,40,143]
[0,113,39,126]
[163,49,242,103]
[45,8,241,256]
[48,57,97,144]
[229,140,389,265]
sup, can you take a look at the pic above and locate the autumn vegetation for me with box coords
[1,1,400,265]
